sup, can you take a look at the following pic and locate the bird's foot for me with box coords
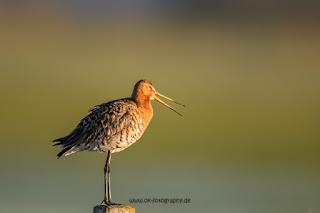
[101,200,122,206]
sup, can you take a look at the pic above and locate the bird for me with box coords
[53,79,185,205]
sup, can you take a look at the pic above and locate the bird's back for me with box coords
[53,98,152,158]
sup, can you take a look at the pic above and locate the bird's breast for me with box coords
[122,108,152,142]
[105,108,152,153]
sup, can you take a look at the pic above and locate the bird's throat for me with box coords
[134,97,152,110]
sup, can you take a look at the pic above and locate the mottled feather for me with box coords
[53,98,149,158]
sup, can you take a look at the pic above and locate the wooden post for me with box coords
[93,205,135,213]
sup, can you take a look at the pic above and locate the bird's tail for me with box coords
[56,146,73,159]
[53,136,75,158]
[52,137,64,146]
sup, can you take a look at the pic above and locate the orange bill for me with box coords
[154,91,186,116]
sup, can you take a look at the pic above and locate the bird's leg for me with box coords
[102,151,117,205]
[101,150,123,206]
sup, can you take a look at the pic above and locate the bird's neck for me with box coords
[133,97,152,111]
[132,95,153,122]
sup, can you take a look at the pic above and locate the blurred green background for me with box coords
[0,1,320,213]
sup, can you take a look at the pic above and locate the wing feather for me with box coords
[53,98,139,157]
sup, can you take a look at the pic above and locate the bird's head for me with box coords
[132,79,185,116]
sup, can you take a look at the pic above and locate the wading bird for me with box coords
[53,79,185,205]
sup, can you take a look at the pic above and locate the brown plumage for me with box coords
[53,79,185,205]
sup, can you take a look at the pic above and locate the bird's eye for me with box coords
[149,86,152,89]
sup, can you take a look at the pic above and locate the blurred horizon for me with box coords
[0,1,320,213]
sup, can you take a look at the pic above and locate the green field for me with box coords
[0,9,320,213]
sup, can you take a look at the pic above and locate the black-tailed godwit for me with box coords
[53,79,185,205]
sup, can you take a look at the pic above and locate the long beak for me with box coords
[154,91,186,116]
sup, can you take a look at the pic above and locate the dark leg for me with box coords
[101,150,122,205]
[102,150,113,204]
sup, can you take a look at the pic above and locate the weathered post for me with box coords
[93,204,135,213]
